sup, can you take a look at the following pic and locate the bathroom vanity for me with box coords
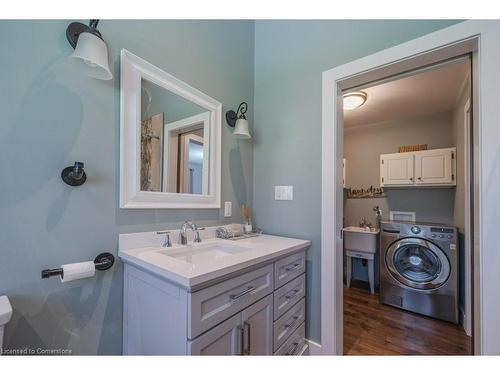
[119,228,310,355]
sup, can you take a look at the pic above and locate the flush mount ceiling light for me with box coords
[343,91,367,110]
[226,102,251,139]
[66,20,113,80]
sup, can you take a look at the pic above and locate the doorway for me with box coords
[320,21,500,356]
[341,57,472,354]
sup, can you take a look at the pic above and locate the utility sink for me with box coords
[160,243,252,265]
[342,226,379,254]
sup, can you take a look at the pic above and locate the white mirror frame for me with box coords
[120,49,222,209]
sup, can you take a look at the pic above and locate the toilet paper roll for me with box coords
[60,261,95,283]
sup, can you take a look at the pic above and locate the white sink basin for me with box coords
[343,226,379,254]
[160,243,252,265]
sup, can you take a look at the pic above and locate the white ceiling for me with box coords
[343,59,470,128]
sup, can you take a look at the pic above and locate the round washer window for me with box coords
[393,244,441,283]
[386,238,450,290]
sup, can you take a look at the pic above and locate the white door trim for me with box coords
[463,97,472,337]
[321,20,500,355]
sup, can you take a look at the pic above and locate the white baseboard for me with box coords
[306,339,322,355]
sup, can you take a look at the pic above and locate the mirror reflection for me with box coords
[140,79,210,194]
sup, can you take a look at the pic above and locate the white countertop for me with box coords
[119,234,310,289]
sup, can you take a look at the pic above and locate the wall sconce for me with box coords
[226,102,251,139]
[61,162,87,186]
[66,20,113,80]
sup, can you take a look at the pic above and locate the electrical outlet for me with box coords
[224,201,232,217]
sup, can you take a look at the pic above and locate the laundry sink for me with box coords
[343,226,379,254]
[160,243,252,265]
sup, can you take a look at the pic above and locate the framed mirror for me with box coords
[120,49,221,208]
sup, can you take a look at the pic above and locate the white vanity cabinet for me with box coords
[188,295,274,355]
[122,249,308,356]
[380,147,456,187]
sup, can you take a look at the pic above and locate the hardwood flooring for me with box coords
[344,281,471,355]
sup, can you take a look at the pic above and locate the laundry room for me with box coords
[341,56,473,354]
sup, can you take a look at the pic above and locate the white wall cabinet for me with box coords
[380,152,414,186]
[380,147,456,187]
[414,147,455,185]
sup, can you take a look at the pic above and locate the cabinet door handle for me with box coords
[285,263,301,272]
[243,321,251,355]
[230,286,255,301]
[417,177,422,180]
[239,325,245,355]
[284,316,300,330]
[285,289,300,300]
[287,342,300,355]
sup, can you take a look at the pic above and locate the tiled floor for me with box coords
[343,281,472,355]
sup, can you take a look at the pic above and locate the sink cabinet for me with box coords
[188,295,273,355]
[123,249,308,355]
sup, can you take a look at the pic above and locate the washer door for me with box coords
[385,237,450,290]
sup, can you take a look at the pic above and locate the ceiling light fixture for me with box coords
[343,91,367,110]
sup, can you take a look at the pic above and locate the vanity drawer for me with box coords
[274,251,306,288]
[188,264,274,339]
[273,298,305,351]
[274,322,306,355]
[273,274,306,320]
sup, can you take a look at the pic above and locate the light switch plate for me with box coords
[275,186,293,200]
[224,201,232,217]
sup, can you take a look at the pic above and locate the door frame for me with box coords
[463,97,472,336]
[321,21,500,355]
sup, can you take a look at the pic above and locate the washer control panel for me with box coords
[429,227,455,241]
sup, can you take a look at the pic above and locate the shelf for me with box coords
[346,195,387,200]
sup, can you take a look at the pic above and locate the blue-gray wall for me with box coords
[0,20,254,354]
[253,20,461,342]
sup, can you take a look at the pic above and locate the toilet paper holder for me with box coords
[41,252,115,279]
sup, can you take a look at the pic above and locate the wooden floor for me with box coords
[344,281,471,355]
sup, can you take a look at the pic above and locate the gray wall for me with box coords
[344,111,456,226]
[253,20,461,342]
[344,112,456,281]
[0,20,254,354]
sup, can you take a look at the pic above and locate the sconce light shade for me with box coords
[70,32,112,80]
[233,118,251,139]
[226,102,251,139]
[66,20,112,80]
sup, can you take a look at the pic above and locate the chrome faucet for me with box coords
[373,205,382,229]
[179,221,204,245]
[359,217,373,229]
